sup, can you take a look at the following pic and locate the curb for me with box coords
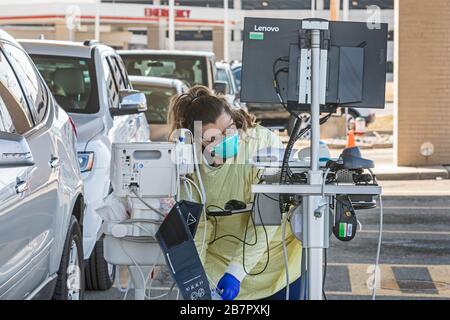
[327,143,393,150]
[375,166,449,181]
[378,195,450,202]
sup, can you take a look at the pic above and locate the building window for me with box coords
[161,0,233,8]
[243,0,311,10]
[324,0,393,10]
[102,0,154,4]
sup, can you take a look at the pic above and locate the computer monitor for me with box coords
[240,17,388,111]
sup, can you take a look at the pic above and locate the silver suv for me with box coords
[0,30,84,299]
[21,39,149,291]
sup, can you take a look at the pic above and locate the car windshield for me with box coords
[122,55,207,87]
[30,55,98,114]
[132,84,177,124]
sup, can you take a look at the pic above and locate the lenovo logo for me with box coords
[254,25,280,32]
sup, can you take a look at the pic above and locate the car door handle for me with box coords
[15,179,29,195]
[128,119,136,126]
[49,156,60,169]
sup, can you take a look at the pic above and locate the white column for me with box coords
[311,0,316,18]
[343,0,350,21]
[153,0,165,49]
[316,0,324,10]
[224,0,229,62]
[94,0,100,41]
[307,28,325,301]
[168,0,175,50]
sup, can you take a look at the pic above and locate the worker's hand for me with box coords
[217,273,240,300]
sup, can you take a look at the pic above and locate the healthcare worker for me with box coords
[169,85,303,300]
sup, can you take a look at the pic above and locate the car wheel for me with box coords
[52,215,84,300]
[85,237,115,291]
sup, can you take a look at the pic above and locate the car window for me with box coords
[216,68,231,94]
[103,56,120,109]
[113,55,131,89]
[3,43,48,124]
[122,55,207,87]
[132,83,177,124]
[0,49,33,134]
[107,56,127,91]
[31,55,97,114]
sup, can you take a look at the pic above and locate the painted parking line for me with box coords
[360,230,450,236]
[326,263,450,298]
[376,207,450,210]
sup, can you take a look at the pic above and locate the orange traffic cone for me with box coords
[346,130,356,148]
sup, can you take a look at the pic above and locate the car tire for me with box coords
[85,237,115,291]
[52,215,84,300]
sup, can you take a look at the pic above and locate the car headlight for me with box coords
[78,152,94,173]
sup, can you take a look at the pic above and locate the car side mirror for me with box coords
[0,132,34,168]
[214,81,229,95]
[112,89,148,116]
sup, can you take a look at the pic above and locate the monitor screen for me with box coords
[240,17,388,111]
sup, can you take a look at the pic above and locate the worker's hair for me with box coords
[168,85,256,135]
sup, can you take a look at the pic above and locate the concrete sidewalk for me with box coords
[330,148,449,181]
[379,180,450,197]
[373,164,449,181]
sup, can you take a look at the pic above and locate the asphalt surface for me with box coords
[85,192,450,301]
[326,195,450,300]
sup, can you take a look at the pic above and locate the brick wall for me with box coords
[395,0,450,166]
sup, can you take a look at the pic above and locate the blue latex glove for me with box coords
[217,273,240,300]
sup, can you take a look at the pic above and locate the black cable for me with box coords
[167,281,177,300]
[273,62,303,215]
[272,57,300,122]
[242,192,270,276]
[293,112,333,142]
[285,111,334,180]
[273,62,334,184]
[262,193,279,202]
[274,70,300,122]
[272,56,289,73]
[208,204,258,246]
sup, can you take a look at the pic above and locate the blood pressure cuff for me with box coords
[177,200,203,237]
[156,201,211,300]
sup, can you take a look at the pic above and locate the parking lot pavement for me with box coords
[326,195,450,300]
[86,187,450,300]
